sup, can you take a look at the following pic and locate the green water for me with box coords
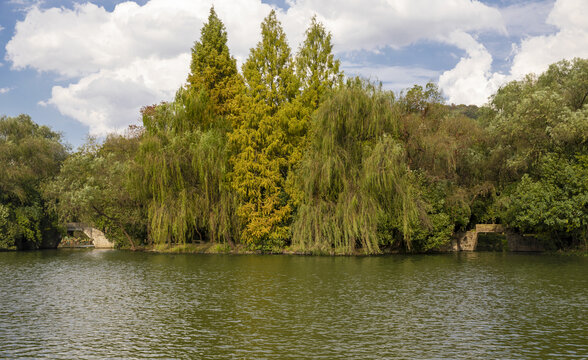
[0,250,586,359]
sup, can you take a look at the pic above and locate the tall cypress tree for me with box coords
[241,10,299,115]
[229,10,299,249]
[187,7,243,118]
[296,16,343,109]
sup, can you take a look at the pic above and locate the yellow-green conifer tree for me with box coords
[187,7,243,119]
[229,10,299,249]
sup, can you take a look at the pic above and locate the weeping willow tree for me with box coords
[134,87,239,245]
[291,81,423,254]
[132,9,242,246]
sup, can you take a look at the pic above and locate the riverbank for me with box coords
[126,242,401,256]
[121,242,587,256]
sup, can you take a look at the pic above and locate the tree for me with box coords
[135,90,239,245]
[291,81,422,254]
[187,7,243,118]
[0,115,67,250]
[486,58,588,184]
[45,133,145,249]
[241,10,299,115]
[296,16,343,109]
[484,58,588,249]
[501,155,588,249]
[229,10,299,249]
[537,58,588,111]
[134,10,243,246]
[281,16,345,210]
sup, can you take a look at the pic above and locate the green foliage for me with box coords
[401,82,444,115]
[409,177,469,252]
[136,88,238,245]
[187,7,243,117]
[291,82,422,254]
[393,83,491,249]
[487,58,588,183]
[537,58,588,111]
[0,115,67,249]
[481,58,588,249]
[134,9,243,246]
[296,16,343,109]
[399,85,487,185]
[0,204,12,249]
[241,10,299,115]
[500,155,588,247]
[12,11,586,254]
[45,133,145,248]
[229,10,301,249]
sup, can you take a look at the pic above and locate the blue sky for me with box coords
[0,0,586,148]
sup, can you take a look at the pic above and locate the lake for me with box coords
[0,250,586,359]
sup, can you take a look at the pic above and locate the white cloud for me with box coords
[6,0,508,135]
[7,2,205,78]
[6,0,273,135]
[510,0,588,79]
[438,31,507,105]
[0,87,11,94]
[284,0,505,53]
[439,0,588,106]
[42,54,190,135]
[18,0,588,133]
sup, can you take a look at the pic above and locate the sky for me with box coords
[0,0,587,148]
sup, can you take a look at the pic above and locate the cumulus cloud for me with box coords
[439,0,588,106]
[0,87,11,94]
[19,0,588,133]
[6,0,274,135]
[438,32,507,105]
[510,0,588,78]
[285,0,505,53]
[5,0,508,135]
[41,54,190,134]
[6,0,253,78]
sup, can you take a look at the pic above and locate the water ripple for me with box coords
[0,250,586,359]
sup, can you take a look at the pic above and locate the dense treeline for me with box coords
[0,115,67,249]
[1,8,586,252]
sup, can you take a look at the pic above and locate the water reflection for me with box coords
[0,250,586,359]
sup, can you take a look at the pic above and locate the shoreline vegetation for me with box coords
[142,244,587,256]
[26,242,588,257]
[1,8,587,255]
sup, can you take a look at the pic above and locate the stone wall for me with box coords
[506,233,544,252]
[66,223,114,249]
[83,227,114,249]
[451,230,478,251]
[451,224,544,252]
[475,224,505,233]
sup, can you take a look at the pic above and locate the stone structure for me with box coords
[66,223,114,249]
[452,224,543,252]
